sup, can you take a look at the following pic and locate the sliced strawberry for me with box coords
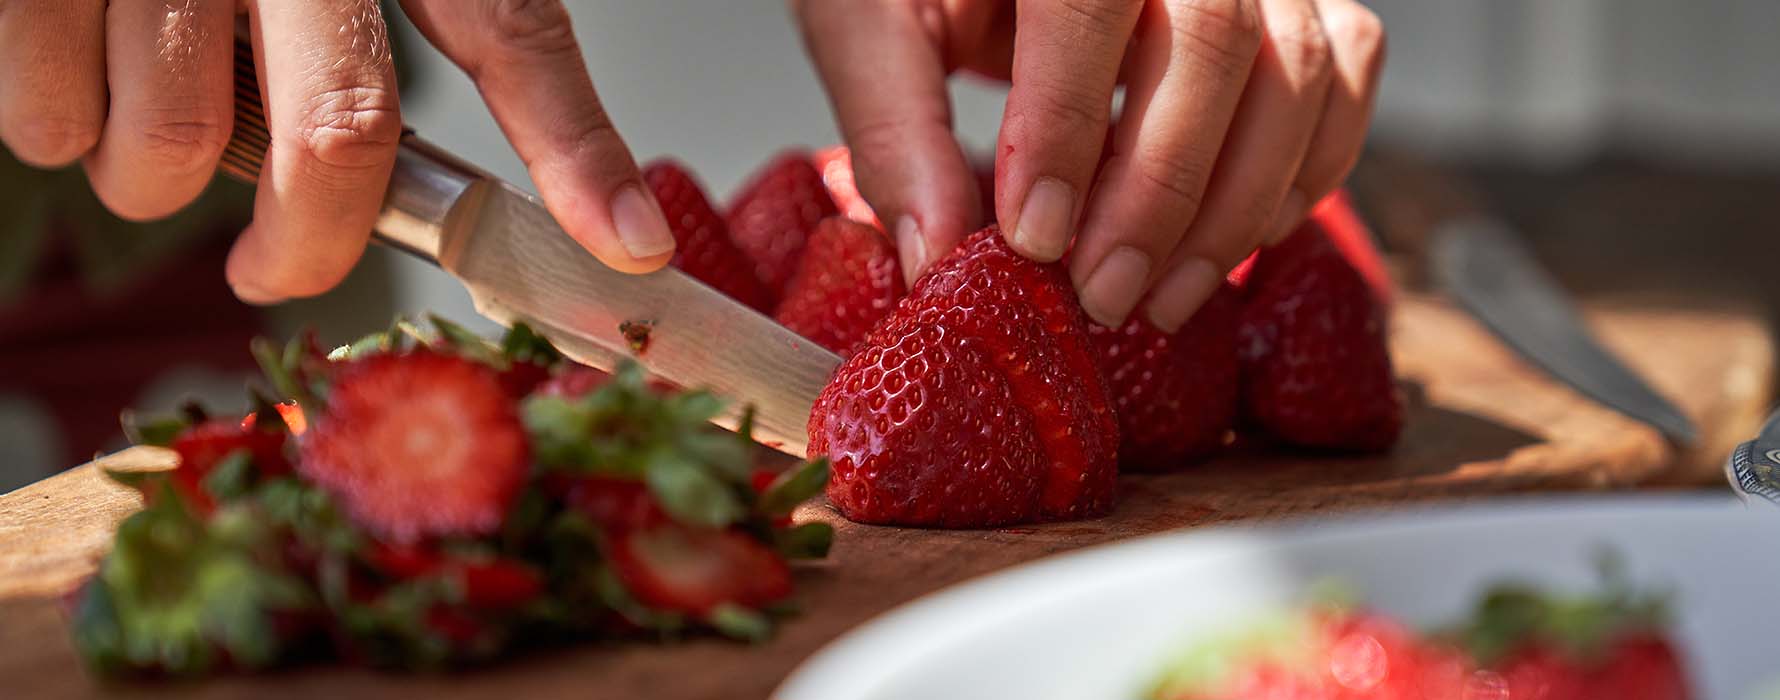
[497,359,555,399]
[644,160,777,312]
[1089,283,1241,469]
[605,524,792,616]
[811,146,881,230]
[1238,225,1402,452]
[238,402,307,436]
[561,476,669,531]
[155,418,292,513]
[726,151,838,294]
[364,542,544,609]
[534,365,610,399]
[774,216,904,355]
[809,226,1117,527]
[299,351,530,543]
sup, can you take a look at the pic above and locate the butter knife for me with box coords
[219,40,840,458]
[1431,216,1699,444]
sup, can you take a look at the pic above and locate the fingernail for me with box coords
[1077,246,1151,328]
[894,215,927,287]
[1267,188,1310,244]
[1007,176,1074,262]
[609,184,677,259]
[230,279,284,306]
[1145,257,1221,333]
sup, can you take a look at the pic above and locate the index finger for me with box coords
[795,0,980,284]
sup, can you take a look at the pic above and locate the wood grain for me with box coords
[0,294,1771,699]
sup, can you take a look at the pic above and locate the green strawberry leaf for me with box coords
[120,411,189,448]
[500,322,563,367]
[645,449,744,528]
[707,603,772,643]
[772,522,833,560]
[758,458,830,517]
[200,449,256,503]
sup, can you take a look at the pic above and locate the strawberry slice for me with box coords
[774,216,904,355]
[238,402,307,436]
[644,160,778,312]
[363,542,544,609]
[560,476,669,531]
[299,351,529,543]
[534,365,610,399]
[157,418,292,513]
[605,524,793,617]
[727,151,838,294]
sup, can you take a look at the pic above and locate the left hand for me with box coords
[792,0,1385,331]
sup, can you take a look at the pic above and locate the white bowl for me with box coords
[777,495,1780,700]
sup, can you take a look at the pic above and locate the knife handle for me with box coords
[220,34,483,265]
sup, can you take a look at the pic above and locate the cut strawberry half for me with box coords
[605,525,792,617]
[298,351,529,543]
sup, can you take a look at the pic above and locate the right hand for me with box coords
[0,0,677,304]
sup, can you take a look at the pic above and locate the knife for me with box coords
[1723,404,1780,505]
[1430,216,1699,444]
[1725,406,1780,507]
[218,40,840,458]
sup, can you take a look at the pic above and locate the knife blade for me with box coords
[1431,216,1699,444]
[219,38,839,457]
[439,172,841,457]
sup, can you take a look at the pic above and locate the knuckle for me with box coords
[5,114,102,165]
[485,0,579,56]
[1324,2,1386,63]
[1167,0,1263,79]
[1268,9,1333,85]
[136,107,229,173]
[1021,76,1111,133]
[1128,142,1216,216]
[290,85,402,172]
[1048,0,1142,39]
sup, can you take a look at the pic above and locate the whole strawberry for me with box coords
[1310,189,1393,307]
[774,216,904,355]
[1089,283,1241,470]
[644,161,777,312]
[808,226,1117,527]
[1238,223,1402,452]
[727,151,838,294]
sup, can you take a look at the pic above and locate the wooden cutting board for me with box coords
[1,293,1772,699]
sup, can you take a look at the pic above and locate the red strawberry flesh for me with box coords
[299,352,530,543]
